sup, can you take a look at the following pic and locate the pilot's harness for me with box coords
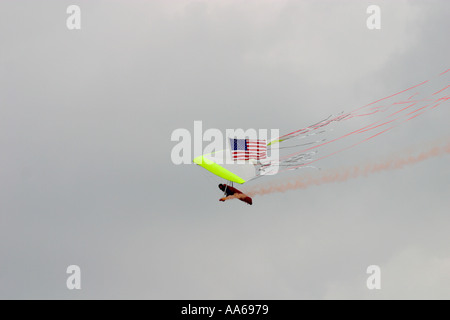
[223,181,234,196]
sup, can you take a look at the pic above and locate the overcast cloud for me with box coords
[0,0,449,299]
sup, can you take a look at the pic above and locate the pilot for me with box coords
[218,184,233,196]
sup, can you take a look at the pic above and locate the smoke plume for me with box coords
[246,139,450,197]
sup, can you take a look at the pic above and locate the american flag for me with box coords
[230,138,267,160]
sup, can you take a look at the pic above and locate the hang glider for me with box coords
[192,138,266,204]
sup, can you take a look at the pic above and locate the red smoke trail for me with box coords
[246,140,450,197]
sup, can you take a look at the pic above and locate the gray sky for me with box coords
[0,0,449,299]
